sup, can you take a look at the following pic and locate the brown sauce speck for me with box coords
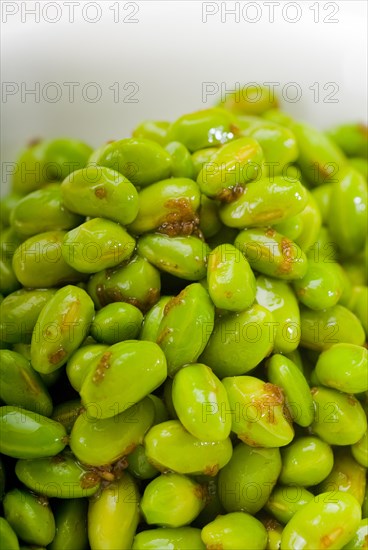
[163,290,186,316]
[123,443,137,456]
[317,162,334,180]
[61,300,80,332]
[21,370,40,395]
[347,395,357,405]
[94,186,107,199]
[144,287,160,312]
[230,123,241,135]
[217,185,244,203]
[283,404,293,424]
[263,383,284,404]
[158,198,200,237]
[36,495,49,506]
[156,326,172,346]
[96,284,159,313]
[49,348,67,365]
[278,237,294,273]
[93,351,112,383]
[96,285,124,307]
[321,528,343,548]
[194,484,208,502]
[239,434,260,447]
[88,457,130,484]
[125,296,144,310]
[204,464,219,477]
[256,209,284,223]
[99,471,115,482]
[262,517,281,531]
[61,435,70,446]
[80,471,100,489]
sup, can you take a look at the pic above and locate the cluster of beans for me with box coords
[0,87,367,550]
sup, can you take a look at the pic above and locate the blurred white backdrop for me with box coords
[1,0,367,192]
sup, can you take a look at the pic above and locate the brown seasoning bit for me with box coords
[239,434,261,447]
[163,290,186,316]
[217,185,244,203]
[156,326,173,346]
[93,351,112,383]
[80,471,101,489]
[94,186,107,199]
[320,528,344,548]
[203,464,219,477]
[49,348,67,365]
[278,237,294,274]
[266,227,276,237]
[158,198,200,237]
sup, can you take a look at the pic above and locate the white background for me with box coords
[1,0,367,194]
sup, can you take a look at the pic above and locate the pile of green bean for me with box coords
[0,86,367,550]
